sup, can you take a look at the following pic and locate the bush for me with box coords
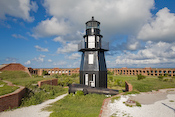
[42,71,49,76]
[107,70,114,75]
[21,85,66,107]
[75,91,84,96]
[109,76,113,81]
[158,75,164,81]
[137,74,146,80]
[71,74,79,78]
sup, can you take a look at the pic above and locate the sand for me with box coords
[108,88,175,117]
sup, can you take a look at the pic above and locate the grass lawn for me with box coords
[46,93,106,117]
[109,75,175,92]
[0,71,53,87]
[0,80,19,96]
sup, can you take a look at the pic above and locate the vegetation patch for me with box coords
[0,71,29,80]
[0,80,19,96]
[111,96,121,103]
[108,75,175,92]
[46,93,106,117]
[137,74,146,80]
[21,85,67,107]
[123,90,140,95]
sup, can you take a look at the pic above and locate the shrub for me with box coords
[136,101,141,107]
[42,71,49,76]
[75,91,84,96]
[107,70,114,75]
[158,75,164,81]
[71,74,79,78]
[109,76,113,81]
[137,74,146,80]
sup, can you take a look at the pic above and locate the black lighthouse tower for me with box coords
[78,17,109,88]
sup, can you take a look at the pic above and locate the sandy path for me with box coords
[107,88,175,117]
[0,93,68,117]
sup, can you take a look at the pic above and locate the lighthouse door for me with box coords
[90,74,95,87]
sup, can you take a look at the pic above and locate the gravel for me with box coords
[0,93,68,117]
[108,88,175,117]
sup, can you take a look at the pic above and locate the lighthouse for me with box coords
[78,17,109,88]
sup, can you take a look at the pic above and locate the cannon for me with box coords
[68,84,119,95]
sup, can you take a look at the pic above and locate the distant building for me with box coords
[111,67,175,77]
[30,68,80,76]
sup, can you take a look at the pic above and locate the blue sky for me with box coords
[0,0,175,68]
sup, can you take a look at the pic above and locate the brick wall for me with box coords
[38,79,58,87]
[0,86,26,112]
[125,81,133,92]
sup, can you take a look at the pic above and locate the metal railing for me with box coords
[78,40,109,51]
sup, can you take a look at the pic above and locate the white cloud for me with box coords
[32,0,154,40]
[127,41,140,51]
[32,17,71,38]
[0,0,38,22]
[5,57,18,62]
[57,43,78,53]
[33,57,44,62]
[39,54,46,58]
[48,59,52,62]
[53,36,66,44]
[116,41,175,67]
[137,7,175,42]
[67,53,81,60]
[24,60,31,65]
[12,34,28,40]
[53,61,67,66]
[35,45,49,52]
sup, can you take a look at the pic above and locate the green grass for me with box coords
[46,93,106,117]
[0,80,19,96]
[0,71,29,79]
[0,71,55,87]
[108,75,175,92]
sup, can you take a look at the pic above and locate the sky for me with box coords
[0,0,175,68]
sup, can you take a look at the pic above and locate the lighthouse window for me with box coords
[91,28,94,33]
[97,36,100,42]
[88,54,94,64]
[88,36,95,48]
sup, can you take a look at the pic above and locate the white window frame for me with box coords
[88,54,94,64]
